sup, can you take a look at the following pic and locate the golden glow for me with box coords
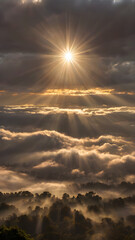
[64,51,73,63]
[27,17,106,97]
[36,88,114,96]
[22,0,41,3]
[32,19,96,91]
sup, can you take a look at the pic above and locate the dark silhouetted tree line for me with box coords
[0,191,135,239]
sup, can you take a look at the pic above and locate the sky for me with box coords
[0,0,135,196]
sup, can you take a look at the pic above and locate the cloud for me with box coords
[0,0,135,193]
[0,0,135,55]
[0,0,135,95]
[0,106,135,140]
[0,167,33,191]
[0,120,134,188]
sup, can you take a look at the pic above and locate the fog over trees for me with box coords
[0,191,135,239]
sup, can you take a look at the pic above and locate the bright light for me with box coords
[64,51,73,63]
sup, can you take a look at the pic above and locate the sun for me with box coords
[64,51,73,63]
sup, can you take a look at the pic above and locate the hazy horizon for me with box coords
[0,1,135,239]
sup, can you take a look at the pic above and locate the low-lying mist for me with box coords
[0,190,135,240]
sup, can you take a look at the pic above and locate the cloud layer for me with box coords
[0,105,135,193]
[0,0,135,196]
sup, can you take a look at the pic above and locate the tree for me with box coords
[0,226,33,240]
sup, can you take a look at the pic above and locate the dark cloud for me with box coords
[0,0,135,55]
[0,53,43,92]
